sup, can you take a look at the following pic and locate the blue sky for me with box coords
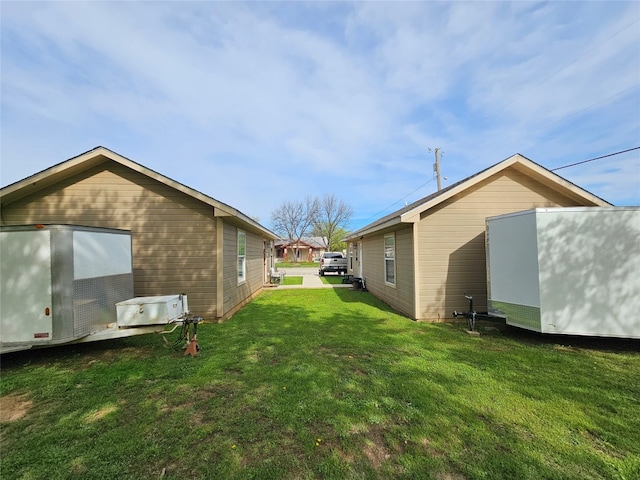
[1,1,639,231]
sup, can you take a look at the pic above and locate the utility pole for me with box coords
[433,148,442,191]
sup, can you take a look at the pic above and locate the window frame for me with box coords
[384,233,396,286]
[237,229,246,284]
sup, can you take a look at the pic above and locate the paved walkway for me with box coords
[273,272,353,290]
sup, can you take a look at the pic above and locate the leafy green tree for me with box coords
[312,194,353,251]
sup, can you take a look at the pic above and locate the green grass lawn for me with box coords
[320,275,348,285]
[281,276,303,285]
[276,261,317,268]
[1,289,639,479]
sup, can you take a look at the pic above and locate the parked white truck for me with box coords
[318,252,347,276]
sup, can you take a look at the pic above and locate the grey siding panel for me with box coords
[1,161,219,318]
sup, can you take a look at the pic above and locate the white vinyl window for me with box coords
[384,234,395,286]
[238,230,246,283]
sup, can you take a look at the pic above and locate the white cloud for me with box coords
[1,1,638,230]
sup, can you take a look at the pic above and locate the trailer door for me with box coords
[1,230,53,344]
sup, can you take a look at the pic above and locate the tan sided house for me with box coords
[345,154,611,321]
[0,147,278,321]
[275,237,328,263]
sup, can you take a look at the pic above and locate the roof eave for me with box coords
[345,216,403,241]
[399,154,522,223]
[399,154,611,223]
[1,147,108,205]
[510,161,612,207]
[1,146,278,239]
[349,153,611,239]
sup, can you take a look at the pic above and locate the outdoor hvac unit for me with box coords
[486,207,640,338]
[0,224,134,351]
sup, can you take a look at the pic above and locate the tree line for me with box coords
[270,194,353,254]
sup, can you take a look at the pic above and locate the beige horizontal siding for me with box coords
[222,222,266,318]
[1,161,219,318]
[361,226,415,318]
[416,169,584,320]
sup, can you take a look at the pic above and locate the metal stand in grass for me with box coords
[159,315,202,356]
[453,293,477,332]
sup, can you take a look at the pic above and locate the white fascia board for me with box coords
[345,216,403,240]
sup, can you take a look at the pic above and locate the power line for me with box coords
[367,177,436,221]
[363,146,637,225]
[551,147,640,171]
[359,19,640,225]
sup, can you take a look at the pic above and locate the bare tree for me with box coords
[270,197,319,262]
[313,194,353,251]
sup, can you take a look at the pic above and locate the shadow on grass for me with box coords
[332,287,408,313]
[499,325,640,352]
[0,337,140,371]
[2,287,639,479]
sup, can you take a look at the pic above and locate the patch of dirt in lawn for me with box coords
[583,429,624,459]
[363,440,391,469]
[362,425,397,469]
[85,405,119,423]
[435,472,467,480]
[420,437,444,458]
[0,393,32,422]
[79,345,156,368]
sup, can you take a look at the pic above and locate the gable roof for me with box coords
[0,146,277,238]
[275,236,328,249]
[347,153,611,240]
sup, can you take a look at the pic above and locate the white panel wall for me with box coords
[486,211,540,308]
[488,207,640,338]
[536,208,640,337]
[73,231,132,279]
[0,230,53,343]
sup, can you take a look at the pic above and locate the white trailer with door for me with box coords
[1,225,198,354]
[485,207,639,339]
